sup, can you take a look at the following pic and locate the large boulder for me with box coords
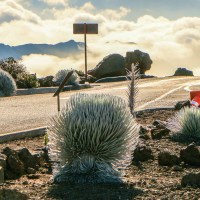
[174,68,193,76]
[88,54,126,79]
[126,50,152,74]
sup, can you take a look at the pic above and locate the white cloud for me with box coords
[0,1,200,76]
[81,2,95,12]
[0,0,41,23]
[22,54,85,77]
[41,0,68,6]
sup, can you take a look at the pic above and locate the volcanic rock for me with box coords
[0,189,28,200]
[180,143,200,166]
[0,153,6,169]
[181,173,200,187]
[126,50,152,74]
[18,148,38,170]
[133,145,154,162]
[0,166,4,184]
[7,154,25,176]
[151,129,170,140]
[174,68,193,76]
[139,125,151,140]
[158,150,180,166]
[174,100,190,110]
[88,54,126,79]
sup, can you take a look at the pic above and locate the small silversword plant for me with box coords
[0,68,17,97]
[168,107,200,143]
[48,93,139,184]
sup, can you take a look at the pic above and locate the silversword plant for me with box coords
[168,107,200,143]
[0,68,17,97]
[48,93,139,184]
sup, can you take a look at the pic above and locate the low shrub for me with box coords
[16,74,40,88]
[0,68,17,97]
[48,93,139,184]
[53,69,78,85]
[0,57,27,80]
[168,107,200,143]
[38,76,54,87]
[0,57,40,88]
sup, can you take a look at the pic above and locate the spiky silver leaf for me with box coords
[48,93,139,183]
[127,64,139,116]
[0,68,16,97]
[168,107,200,142]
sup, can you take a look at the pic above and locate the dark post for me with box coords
[84,23,87,81]
[53,70,74,113]
[73,23,98,82]
[57,94,60,112]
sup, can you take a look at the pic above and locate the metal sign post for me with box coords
[73,23,98,82]
[84,23,87,81]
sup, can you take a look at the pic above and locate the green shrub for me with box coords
[16,73,40,88]
[0,57,27,80]
[168,107,200,143]
[48,93,139,184]
[53,69,78,85]
[0,57,40,88]
[0,68,17,97]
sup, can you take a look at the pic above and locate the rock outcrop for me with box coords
[174,68,194,76]
[126,50,152,74]
[88,54,126,79]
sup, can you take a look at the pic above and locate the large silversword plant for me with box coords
[168,107,200,143]
[0,68,16,97]
[48,93,139,184]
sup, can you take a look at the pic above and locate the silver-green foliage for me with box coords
[53,69,78,85]
[48,93,139,183]
[168,107,200,142]
[0,69,16,97]
[127,64,139,116]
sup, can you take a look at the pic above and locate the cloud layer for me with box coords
[0,0,200,77]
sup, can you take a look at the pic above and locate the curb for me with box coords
[16,84,91,96]
[0,107,174,143]
[0,127,47,144]
[135,107,174,115]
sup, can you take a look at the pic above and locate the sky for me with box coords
[0,0,200,77]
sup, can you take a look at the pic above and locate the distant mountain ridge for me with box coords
[0,40,84,60]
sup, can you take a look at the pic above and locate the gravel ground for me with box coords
[0,109,200,200]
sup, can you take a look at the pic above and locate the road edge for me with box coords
[0,127,47,144]
[0,107,174,143]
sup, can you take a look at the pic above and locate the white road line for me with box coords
[184,83,200,92]
[60,97,70,100]
[113,87,127,90]
[137,81,200,110]
[139,77,195,88]
[137,85,184,110]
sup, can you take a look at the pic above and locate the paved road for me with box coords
[0,76,199,134]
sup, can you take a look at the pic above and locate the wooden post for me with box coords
[84,23,87,82]
[57,94,60,112]
[53,70,73,113]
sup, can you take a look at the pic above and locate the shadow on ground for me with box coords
[47,183,143,200]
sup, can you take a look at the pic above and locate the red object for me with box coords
[190,91,200,107]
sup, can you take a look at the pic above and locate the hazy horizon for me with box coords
[0,0,200,77]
